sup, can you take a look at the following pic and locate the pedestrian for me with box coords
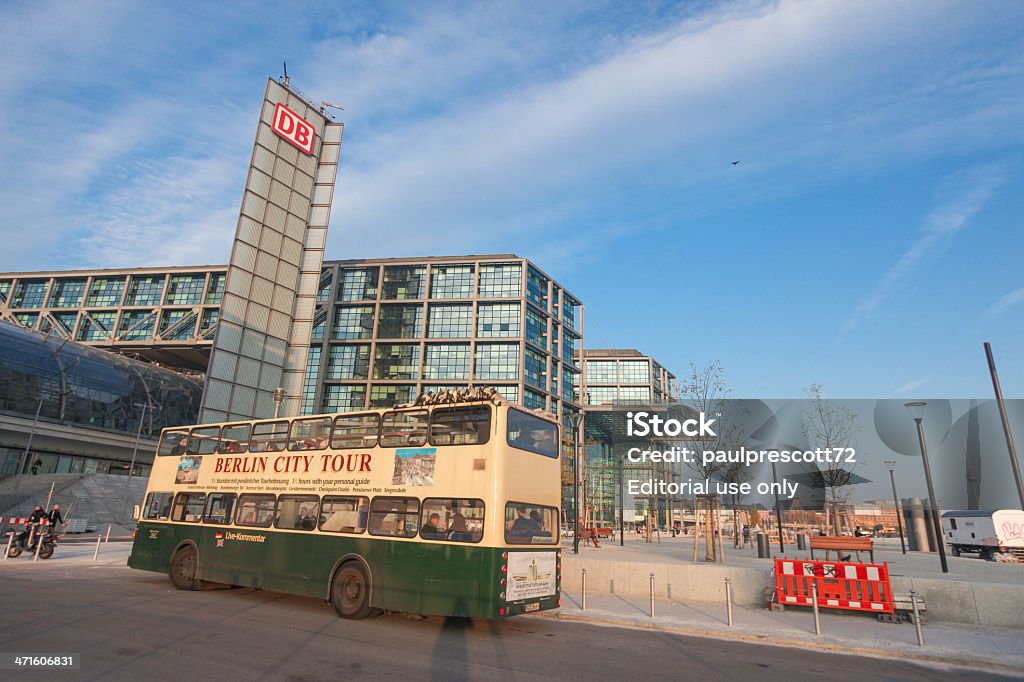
[31,458,42,475]
[47,504,64,533]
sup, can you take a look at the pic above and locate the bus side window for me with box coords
[380,411,428,448]
[236,494,277,527]
[251,421,289,453]
[172,493,206,523]
[429,406,491,446]
[218,423,251,454]
[289,417,331,451]
[320,496,369,533]
[204,493,237,525]
[331,414,380,450]
[421,498,485,543]
[144,492,174,520]
[275,494,320,531]
[368,497,418,538]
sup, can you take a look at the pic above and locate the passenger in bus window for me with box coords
[421,513,444,538]
[512,506,541,535]
[530,510,544,530]
[449,512,468,535]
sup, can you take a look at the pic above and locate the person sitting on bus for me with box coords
[511,506,541,535]
[420,513,444,538]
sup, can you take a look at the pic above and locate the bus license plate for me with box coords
[524,603,540,612]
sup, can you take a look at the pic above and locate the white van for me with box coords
[941,509,1024,561]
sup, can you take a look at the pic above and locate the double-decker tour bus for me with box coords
[128,388,562,619]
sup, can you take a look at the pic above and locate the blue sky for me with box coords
[1,0,1022,398]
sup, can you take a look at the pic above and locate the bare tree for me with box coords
[679,361,739,562]
[800,384,861,535]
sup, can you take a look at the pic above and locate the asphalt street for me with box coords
[0,562,1016,681]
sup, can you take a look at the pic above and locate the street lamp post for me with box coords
[771,461,785,554]
[884,460,907,554]
[569,413,583,555]
[272,387,286,419]
[619,446,625,546]
[905,402,948,573]
[121,402,149,516]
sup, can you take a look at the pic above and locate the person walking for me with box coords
[47,504,64,533]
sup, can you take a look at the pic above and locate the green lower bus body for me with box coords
[128,522,560,619]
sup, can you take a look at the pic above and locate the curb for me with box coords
[536,609,1024,676]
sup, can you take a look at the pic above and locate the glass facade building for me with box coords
[0,320,203,477]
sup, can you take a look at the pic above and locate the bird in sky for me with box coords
[731,161,740,165]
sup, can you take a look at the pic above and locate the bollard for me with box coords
[756,532,770,559]
[811,583,821,635]
[581,568,587,611]
[725,578,733,627]
[649,573,656,618]
[910,590,924,646]
[3,532,13,561]
[796,534,807,551]
[610,578,615,595]
[93,534,102,561]
[105,525,112,544]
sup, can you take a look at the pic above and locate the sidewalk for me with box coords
[545,585,1024,675]
[0,536,132,568]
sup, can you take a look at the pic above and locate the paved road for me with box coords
[0,563,1014,681]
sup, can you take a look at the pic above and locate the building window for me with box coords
[373,344,420,380]
[199,309,219,338]
[369,384,417,408]
[300,345,322,415]
[13,312,38,329]
[476,303,519,338]
[562,333,578,365]
[562,297,578,332]
[165,274,206,305]
[378,303,423,339]
[524,348,547,390]
[525,309,547,349]
[338,267,379,301]
[332,305,374,339]
[478,263,521,298]
[619,360,650,384]
[77,312,117,341]
[45,312,78,337]
[11,280,49,308]
[474,343,519,381]
[381,266,425,300]
[118,310,156,341]
[429,264,474,299]
[325,344,371,380]
[427,303,472,338]
[585,360,616,384]
[619,387,651,404]
[0,280,10,305]
[48,279,87,308]
[322,385,367,412]
[85,278,125,307]
[494,386,518,404]
[563,367,579,403]
[205,273,226,305]
[523,388,546,411]
[125,276,165,306]
[587,387,617,405]
[423,344,470,380]
[527,267,548,309]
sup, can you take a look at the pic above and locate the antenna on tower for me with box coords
[282,61,290,87]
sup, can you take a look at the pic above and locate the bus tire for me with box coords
[169,545,200,590]
[331,563,372,619]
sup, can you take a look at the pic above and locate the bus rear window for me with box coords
[430,406,490,446]
[507,410,558,458]
[331,414,379,450]
[504,503,558,544]
[369,497,419,538]
[381,411,428,448]
[320,496,369,533]
[236,494,277,527]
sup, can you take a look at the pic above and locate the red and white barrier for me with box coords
[774,557,894,614]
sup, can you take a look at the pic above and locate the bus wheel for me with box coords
[332,563,372,619]
[169,546,199,590]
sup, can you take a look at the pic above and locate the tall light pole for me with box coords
[884,460,907,554]
[984,342,1024,509]
[272,387,286,419]
[905,402,948,573]
[771,461,785,553]
[121,402,149,516]
[569,413,583,554]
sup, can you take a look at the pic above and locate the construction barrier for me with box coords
[774,557,894,615]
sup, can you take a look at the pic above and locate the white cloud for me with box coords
[983,287,1024,320]
[841,165,1005,333]
[886,376,933,398]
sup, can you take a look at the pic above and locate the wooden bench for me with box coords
[593,527,614,538]
[809,535,874,563]
[578,529,602,547]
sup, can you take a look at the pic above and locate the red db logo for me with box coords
[272,103,315,155]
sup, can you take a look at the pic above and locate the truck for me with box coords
[941,509,1024,561]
